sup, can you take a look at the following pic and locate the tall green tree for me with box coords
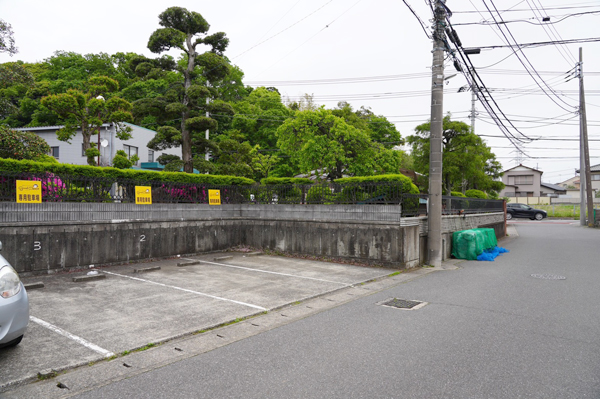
[41,76,133,165]
[144,6,232,173]
[407,115,504,197]
[0,19,17,56]
[276,108,407,181]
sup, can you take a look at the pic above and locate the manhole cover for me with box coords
[530,274,566,280]
[379,298,427,310]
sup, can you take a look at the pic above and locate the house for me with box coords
[557,175,580,189]
[498,164,544,197]
[576,164,600,194]
[16,123,180,168]
[539,182,567,197]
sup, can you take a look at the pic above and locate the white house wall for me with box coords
[17,123,180,167]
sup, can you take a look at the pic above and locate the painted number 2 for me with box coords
[140,235,146,242]
[34,241,41,251]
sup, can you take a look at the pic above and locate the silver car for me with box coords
[0,241,29,348]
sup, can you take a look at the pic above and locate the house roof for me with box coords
[502,163,543,174]
[540,182,567,192]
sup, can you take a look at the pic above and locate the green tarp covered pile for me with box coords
[451,228,498,260]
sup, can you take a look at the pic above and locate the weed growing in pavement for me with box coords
[388,271,401,277]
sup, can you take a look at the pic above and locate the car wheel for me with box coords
[506,213,513,220]
[535,213,544,221]
[0,335,23,349]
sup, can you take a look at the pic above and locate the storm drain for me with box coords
[379,298,427,310]
[530,274,566,280]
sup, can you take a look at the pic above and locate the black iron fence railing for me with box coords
[0,171,505,216]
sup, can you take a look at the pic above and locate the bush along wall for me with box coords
[0,158,255,185]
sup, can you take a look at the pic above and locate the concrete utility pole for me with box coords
[579,47,594,227]
[470,86,476,133]
[427,0,447,267]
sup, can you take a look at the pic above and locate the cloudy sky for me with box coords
[1,0,599,183]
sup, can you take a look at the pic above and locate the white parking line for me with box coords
[30,316,114,358]
[184,258,352,287]
[100,270,267,311]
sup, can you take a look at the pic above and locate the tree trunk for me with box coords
[181,36,196,174]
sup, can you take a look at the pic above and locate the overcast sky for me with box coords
[1,0,599,183]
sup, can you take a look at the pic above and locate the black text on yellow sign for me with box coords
[208,189,221,205]
[16,180,42,203]
[135,186,152,205]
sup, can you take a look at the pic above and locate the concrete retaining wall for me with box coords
[0,203,504,275]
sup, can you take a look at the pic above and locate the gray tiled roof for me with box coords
[540,182,567,192]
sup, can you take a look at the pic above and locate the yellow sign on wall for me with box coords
[208,189,221,205]
[135,186,152,204]
[16,180,42,203]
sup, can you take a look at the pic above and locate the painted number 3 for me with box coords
[140,235,146,242]
[34,241,41,251]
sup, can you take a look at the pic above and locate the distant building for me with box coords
[557,175,580,189]
[15,123,180,168]
[499,164,543,197]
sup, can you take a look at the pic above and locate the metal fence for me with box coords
[0,171,504,216]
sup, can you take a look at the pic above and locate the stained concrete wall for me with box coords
[0,203,504,275]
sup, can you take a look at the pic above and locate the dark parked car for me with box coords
[506,203,547,221]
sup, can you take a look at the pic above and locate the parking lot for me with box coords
[0,252,399,390]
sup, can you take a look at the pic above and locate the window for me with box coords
[49,146,59,159]
[148,149,154,163]
[592,174,600,181]
[123,144,139,165]
[514,175,533,185]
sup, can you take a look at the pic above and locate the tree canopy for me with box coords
[41,76,133,165]
[277,108,409,181]
[407,115,504,197]
[142,6,232,173]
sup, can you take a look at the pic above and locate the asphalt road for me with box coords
[9,221,600,398]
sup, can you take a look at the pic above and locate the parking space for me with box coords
[0,252,396,390]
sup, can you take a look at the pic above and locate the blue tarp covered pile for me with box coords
[452,228,509,261]
[476,246,509,261]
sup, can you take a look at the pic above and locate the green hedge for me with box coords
[465,189,487,199]
[0,158,255,185]
[260,177,313,185]
[334,174,419,194]
[450,191,466,197]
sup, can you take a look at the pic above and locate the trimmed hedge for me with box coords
[334,174,419,194]
[465,189,487,199]
[0,158,255,185]
[450,191,466,197]
[260,177,313,185]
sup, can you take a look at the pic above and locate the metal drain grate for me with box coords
[530,274,566,280]
[379,298,427,310]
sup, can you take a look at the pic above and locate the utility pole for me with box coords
[470,86,476,133]
[205,97,210,162]
[579,47,594,227]
[427,0,447,267]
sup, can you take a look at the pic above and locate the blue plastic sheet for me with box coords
[476,246,509,261]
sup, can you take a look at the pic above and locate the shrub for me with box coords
[450,191,466,197]
[335,174,419,208]
[335,174,419,194]
[0,158,255,185]
[0,126,51,160]
[306,184,336,204]
[465,189,487,199]
[260,177,312,185]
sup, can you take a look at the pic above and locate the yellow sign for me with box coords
[16,180,42,203]
[135,186,152,204]
[208,189,221,205]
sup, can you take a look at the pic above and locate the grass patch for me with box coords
[388,271,401,277]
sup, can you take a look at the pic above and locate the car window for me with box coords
[523,205,531,210]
